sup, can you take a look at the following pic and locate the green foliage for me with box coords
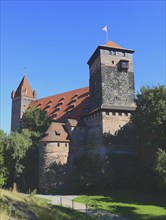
[21,106,52,134]
[155,148,166,188]
[132,85,166,150]
[3,129,32,186]
[0,129,8,187]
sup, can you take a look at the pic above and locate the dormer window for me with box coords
[55,108,60,112]
[69,105,74,109]
[58,97,64,102]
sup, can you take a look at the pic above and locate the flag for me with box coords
[102,25,107,32]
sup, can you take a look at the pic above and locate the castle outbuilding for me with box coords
[11,40,136,192]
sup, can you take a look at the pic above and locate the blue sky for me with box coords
[0,0,165,133]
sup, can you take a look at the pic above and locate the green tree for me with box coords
[20,107,52,191]
[155,148,166,189]
[4,129,32,187]
[21,106,52,135]
[132,85,166,150]
[0,129,7,187]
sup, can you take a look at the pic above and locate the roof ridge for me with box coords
[33,86,89,102]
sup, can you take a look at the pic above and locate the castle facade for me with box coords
[11,41,136,192]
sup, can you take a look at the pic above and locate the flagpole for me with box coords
[106,25,108,42]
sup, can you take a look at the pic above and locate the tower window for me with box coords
[112,61,114,64]
[118,112,122,116]
[112,112,116,116]
[120,60,129,69]
[57,143,60,147]
[106,111,109,115]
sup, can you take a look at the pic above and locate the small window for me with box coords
[69,105,75,109]
[106,111,109,115]
[67,111,72,115]
[55,108,60,112]
[56,102,63,107]
[52,113,57,118]
[58,97,64,102]
[57,143,60,147]
[72,94,78,99]
[55,131,60,136]
[112,112,116,116]
[118,112,122,116]
[124,112,128,116]
[65,143,68,147]
[83,108,89,113]
[112,61,114,64]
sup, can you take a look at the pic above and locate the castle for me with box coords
[11,40,136,192]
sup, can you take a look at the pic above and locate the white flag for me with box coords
[102,25,107,32]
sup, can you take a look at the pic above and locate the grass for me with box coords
[0,189,96,220]
[74,190,166,220]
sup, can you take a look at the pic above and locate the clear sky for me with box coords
[0,0,165,133]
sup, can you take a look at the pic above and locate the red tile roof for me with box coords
[14,75,35,98]
[40,122,70,142]
[30,87,90,122]
[104,41,122,49]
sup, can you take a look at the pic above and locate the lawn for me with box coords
[0,189,95,220]
[74,190,166,220]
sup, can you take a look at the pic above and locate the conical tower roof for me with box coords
[14,75,34,98]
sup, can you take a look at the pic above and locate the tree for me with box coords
[0,129,7,187]
[132,85,166,150]
[4,129,32,187]
[21,106,52,135]
[155,148,166,189]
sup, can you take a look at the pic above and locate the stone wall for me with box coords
[11,95,34,131]
[39,142,69,192]
[102,110,131,135]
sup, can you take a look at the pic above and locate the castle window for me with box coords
[56,102,63,107]
[106,111,109,115]
[72,94,78,99]
[112,61,114,64]
[55,131,60,136]
[111,51,116,55]
[83,108,89,113]
[118,112,122,116]
[124,112,128,116]
[68,105,75,109]
[58,97,64,102]
[55,108,60,112]
[67,111,72,115]
[57,143,60,147]
[65,143,68,147]
[112,112,116,116]
[37,103,42,108]
[120,60,129,70]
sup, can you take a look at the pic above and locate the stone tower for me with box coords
[86,41,136,136]
[11,75,36,131]
[88,41,135,111]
